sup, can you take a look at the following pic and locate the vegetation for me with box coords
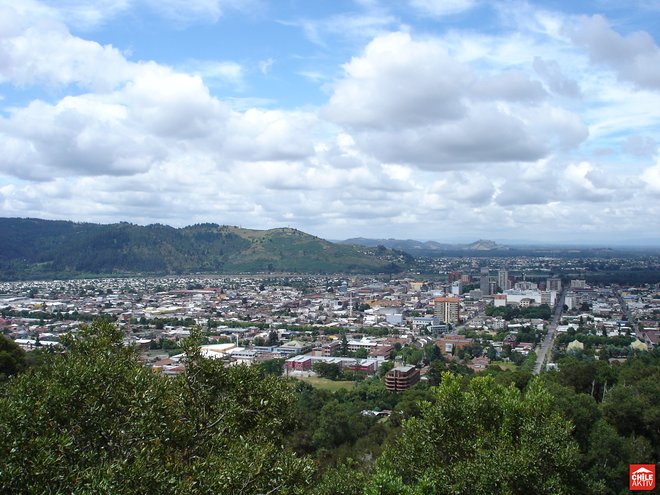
[0,321,313,494]
[1,319,658,494]
[0,334,27,381]
[0,218,410,279]
[486,303,553,320]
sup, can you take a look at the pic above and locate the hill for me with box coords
[340,237,509,256]
[0,218,409,280]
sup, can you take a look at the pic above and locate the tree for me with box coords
[0,320,314,494]
[366,372,599,494]
[341,334,349,356]
[313,362,341,380]
[259,357,285,376]
[349,347,366,359]
[267,329,280,346]
[0,334,27,381]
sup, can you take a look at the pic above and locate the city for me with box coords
[3,257,658,386]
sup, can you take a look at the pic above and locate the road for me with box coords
[612,285,635,325]
[533,288,567,375]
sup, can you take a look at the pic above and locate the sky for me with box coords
[1,0,660,246]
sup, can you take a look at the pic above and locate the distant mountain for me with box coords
[0,218,410,280]
[341,237,509,255]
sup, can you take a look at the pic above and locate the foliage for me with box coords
[0,218,410,279]
[486,304,552,321]
[0,321,314,494]
[0,334,27,381]
[314,362,342,380]
[367,372,596,494]
[258,357,285,375]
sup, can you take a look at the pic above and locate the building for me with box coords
[433,297,460,324]
[385,365,420,392]
[284,355,378,374]
[547,277,562,292]
[412,316,440,330]
[480,268,491,295]
[347,338,379,353]
[493,294,507,307]
[436,334,474,355]
[497,269,510,291]
[570,279,587,289]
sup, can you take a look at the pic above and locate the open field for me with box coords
[489,361,517,371]
[296,376,356,391]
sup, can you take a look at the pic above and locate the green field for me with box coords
[489,361,517,371]
[296,376,356,391]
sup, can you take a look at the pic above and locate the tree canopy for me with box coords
[0,321,313,494]
[364,372,598,495]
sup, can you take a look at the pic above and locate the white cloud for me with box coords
[324,32,587,169]
[0,1,658,244]
[259,58,275,75]
[569,14,660,90]
[532,56,581,98]
[0,6,132,91]
[622,135,658,157]
[642,161,660,195]
[408,0,477,17]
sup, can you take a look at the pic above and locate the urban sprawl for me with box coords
[2,256,659,391]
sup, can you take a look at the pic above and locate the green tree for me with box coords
[267,329,280,346]
[366,372,598,494]
[0,334,27,381]
[314,362,342,380]
[0,320,313,494]
[259,357,285,376]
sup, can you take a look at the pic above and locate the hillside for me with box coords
[0,218,408,280]
[340,237,509,256]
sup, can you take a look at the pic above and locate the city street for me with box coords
[533,288,567,375]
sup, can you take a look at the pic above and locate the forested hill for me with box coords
[0,218,410,280]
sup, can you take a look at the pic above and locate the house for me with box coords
[468,356,491,372]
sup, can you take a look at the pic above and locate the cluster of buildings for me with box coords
[1,265,658,391]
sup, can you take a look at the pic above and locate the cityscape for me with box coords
[2,0,660,492]
[2,260,658,384]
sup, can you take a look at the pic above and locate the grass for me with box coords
[296,376,356,391]
[490,361,517,371]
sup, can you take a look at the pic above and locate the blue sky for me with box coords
[1,0,659,245]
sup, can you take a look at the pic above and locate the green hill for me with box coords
[0,218,409,280]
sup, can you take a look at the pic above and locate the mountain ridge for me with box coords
[0,218,409,280]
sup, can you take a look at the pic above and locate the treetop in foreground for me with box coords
[0,321,313,494]
[364,372,599,495]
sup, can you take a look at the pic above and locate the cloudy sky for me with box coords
[1,0,659,245]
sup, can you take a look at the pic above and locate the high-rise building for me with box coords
[547,277,562,292]
[433,296,460,324]
[448,271,462,283]
[480,267,490,295]
[497,269,510,291]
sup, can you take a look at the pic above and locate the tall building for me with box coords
[497,269,510,291]
[480,267,490,295]
[448,271,462,283]
[433,296,460,324]
[547,277,562,292]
